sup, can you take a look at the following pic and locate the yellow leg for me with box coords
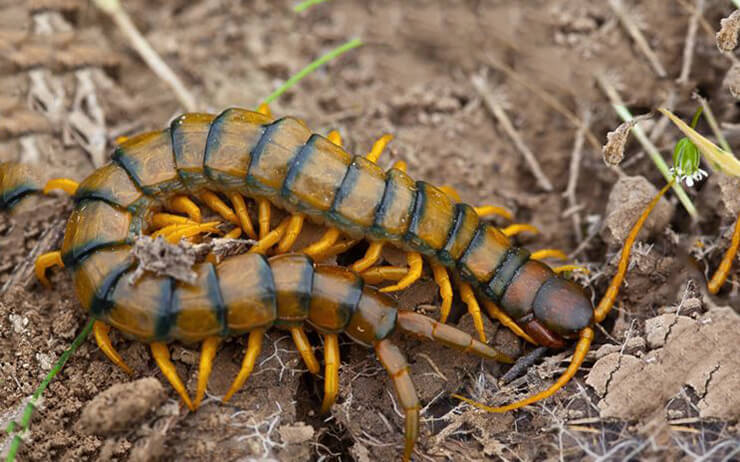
[277,214,305,253]
[430,262,453,323]
[258,198,271,239]
[393,160,407,172]
[475,205,513,221]
[200,191,239,225]
[708,211,740,294]
[302,227,342,259]
[248,218,290,254]
[351,241,384,273]
[454,327,594,412]
[35,251,63,288]
[257,102,272,118]
[224,227,242,239]
[93,321,133,375]
[223,329,265,402]
[168,195,202,223]
[320,333,340,414]
[366,134,393,163]
[151,213,196,229]
[360,266,408,285]
[290,327,320,374]
[313,239,359,261]
[594,180,674,323]
[194,336,221,409]
[530,249,568,261]
[150,342,194,411]
[553,264,589,275]
[458,282,487,343]
[502,224,540,237]
[165,221,222,244]
[151,223,183,239]
[327,130,342,146]
[482,300,537,345]
[379,252,423,293]
[228,192,257,239]
[43,178,79,196]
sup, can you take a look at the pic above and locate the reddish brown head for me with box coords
[499,260,593,348]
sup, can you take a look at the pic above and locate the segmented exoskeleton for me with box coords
[0,104,680,460]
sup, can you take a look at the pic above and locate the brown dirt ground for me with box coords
[1,0,739,460]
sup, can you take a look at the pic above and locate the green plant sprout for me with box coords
[3,35,363,462]
[659,108,740,179]
[4,320,94,462]
[669,108,707,187]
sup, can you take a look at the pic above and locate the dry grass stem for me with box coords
[677,0,704,85]
[484,55,602,152]
[608,0,667,77]
[471,73,554,192]
[93,0,197,111]
[564,111,590,241]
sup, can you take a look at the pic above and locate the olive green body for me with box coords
[0,162,43,210]
[73,250,397,344]
[1,109,594,343]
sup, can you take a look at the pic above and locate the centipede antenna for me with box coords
[707,211,740,294]
[594,179,674,323]
[453,327,594,412]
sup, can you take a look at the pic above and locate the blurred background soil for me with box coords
[1,0,739,460]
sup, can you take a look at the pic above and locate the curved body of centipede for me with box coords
[0,105,679,460]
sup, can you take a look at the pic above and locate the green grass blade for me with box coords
[293,0,329,12]
[5,319,95,462]
[261,38,363,106]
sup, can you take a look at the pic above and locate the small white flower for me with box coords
[669,167,708,188]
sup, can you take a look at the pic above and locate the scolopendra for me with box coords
[0,102,680,461]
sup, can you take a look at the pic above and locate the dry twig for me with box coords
[677,0,705,86]
[564,111,590,241]
[608,0,667,78]
[93,0,197,111]
[471,73,553,192]
[484,55,602,152]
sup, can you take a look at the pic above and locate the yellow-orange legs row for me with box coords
[455,180,674,413]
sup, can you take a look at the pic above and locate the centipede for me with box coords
[0,103,699,461]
